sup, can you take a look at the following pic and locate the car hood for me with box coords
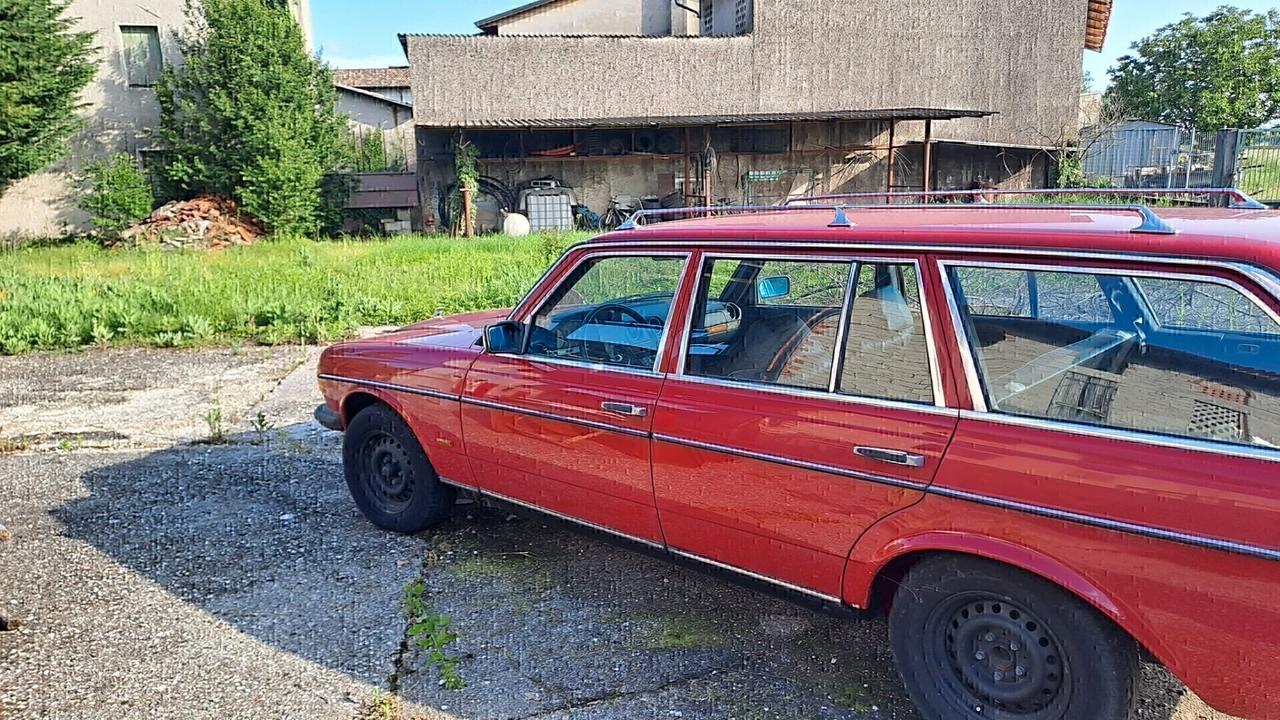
[380,308,511,349]
[318,308,512,398]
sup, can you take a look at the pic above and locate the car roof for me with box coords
[590,206,1280,267]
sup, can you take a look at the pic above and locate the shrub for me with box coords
[80,154,154,235]
[156,0,346,236]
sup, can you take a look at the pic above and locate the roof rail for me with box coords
[612,201,1178,235]
[785,187,1270,210]
[615,205,825,230]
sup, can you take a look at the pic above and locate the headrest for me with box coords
[860,285,914,333]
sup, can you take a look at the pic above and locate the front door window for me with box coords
[529,255,686,371]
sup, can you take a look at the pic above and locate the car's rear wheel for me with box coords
[343,403,455,533]
[890,555,1137,720]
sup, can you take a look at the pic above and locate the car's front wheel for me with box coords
[890,555,1138,720]
[342,403,455,533]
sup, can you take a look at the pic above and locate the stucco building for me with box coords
[403,0,1114,230]
[0,0,311,239]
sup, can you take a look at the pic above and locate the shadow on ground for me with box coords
[49,424,1193,720]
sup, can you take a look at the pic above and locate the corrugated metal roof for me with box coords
[1085,0,1113,51]
[475,0,572,30]
[422,108,995,129]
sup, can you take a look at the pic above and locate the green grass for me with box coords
[1239,149,1280,203]
[0,232,588,354]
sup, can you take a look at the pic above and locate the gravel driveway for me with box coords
[0,345,1237,719]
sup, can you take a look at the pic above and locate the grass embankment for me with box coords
[0,233,590,354]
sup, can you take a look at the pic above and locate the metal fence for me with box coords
[1081,125,1222,190]
[1079,125,1280,205]
[1236,128,1280,203]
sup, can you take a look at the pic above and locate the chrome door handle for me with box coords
[855,446,926,468]
[601,401,648,418]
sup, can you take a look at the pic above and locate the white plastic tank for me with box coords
[503,212,531,237]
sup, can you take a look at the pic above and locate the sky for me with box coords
[311,0,1280,88]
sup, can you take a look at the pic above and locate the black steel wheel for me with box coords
[890,556,1137,720]
[342,403,455,533]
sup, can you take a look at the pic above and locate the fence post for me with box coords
[1213,129,1240,195]
[1184,129,1195,189]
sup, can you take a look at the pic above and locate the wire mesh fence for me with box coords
[1081,124,1223,190]
[1236,128,1280,203]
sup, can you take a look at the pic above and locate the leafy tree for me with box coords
[1106,6,1280,130]
[157,0,345,235]
[80,154,154,235]
[0,0,95,196]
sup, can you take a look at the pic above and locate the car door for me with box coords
[651,251,959,600]
[461,250,692,545]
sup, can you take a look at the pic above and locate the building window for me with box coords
[121,26,163,87]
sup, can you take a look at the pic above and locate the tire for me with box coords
[342,403,455,533]
[889,555,1138,720]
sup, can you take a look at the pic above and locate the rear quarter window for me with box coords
[948,263,1280,450]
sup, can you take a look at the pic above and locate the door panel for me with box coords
[652,254,957,599]
[652,379,955,597]
[459,251,692,545]
[462,355,664,542]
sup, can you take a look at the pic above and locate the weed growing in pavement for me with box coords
[250,411,275,443]
[354,689,402,720]
[0,436,29,454]
[57,435,84,452]
[404,579,465,690]
[650,614,721,649]
[202,402,227,444]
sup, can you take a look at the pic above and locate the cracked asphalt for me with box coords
[0,345,1239,719]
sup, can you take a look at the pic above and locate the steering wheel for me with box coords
[584,303,649,326]
[579,303,651,364]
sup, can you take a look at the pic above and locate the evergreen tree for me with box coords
[0,0,96,196]
[157,0,345,235]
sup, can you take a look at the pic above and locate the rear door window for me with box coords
[685,257,853,391]
[683,256,936,403]
[948,263,1280,449]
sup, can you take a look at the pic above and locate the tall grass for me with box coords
[0,233,588,354]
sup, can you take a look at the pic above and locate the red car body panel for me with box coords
[318,208,1280,720]
[651,377,955,598]
[460,353,666,543]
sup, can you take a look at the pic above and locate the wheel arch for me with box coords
[341,390,397,426]
[848,534,1171,666]
[855,535,1122,618]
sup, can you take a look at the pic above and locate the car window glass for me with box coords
[529,255,685,370]
[1137,277,1280,335]
[685,258,853,390]
[1036,272,1113,323]
[958,268,1032,317]
[838,263,933,404]
[950,264,1280,449]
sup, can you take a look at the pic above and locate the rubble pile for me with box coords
[114,194,265,249]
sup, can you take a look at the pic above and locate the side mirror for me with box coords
[482,321,527,355]
[758,275,792,300]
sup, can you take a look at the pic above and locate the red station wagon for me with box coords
[316,191,1280,720]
